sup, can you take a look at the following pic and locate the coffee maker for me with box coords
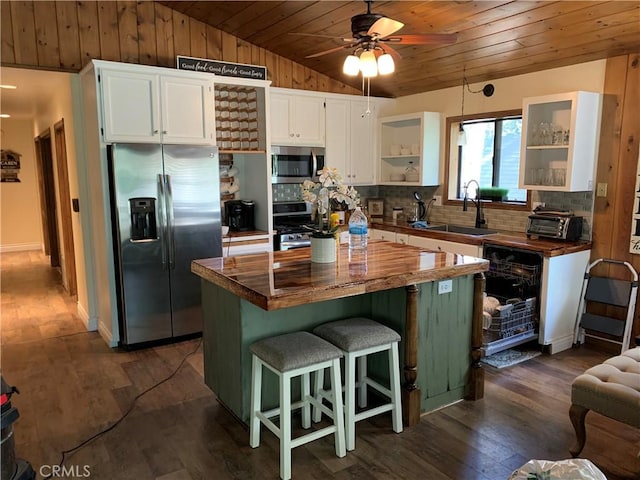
[225,199,255,231]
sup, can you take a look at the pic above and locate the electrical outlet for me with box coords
[438,280,453,294]
[596,183,608,197]
[433,195,442,206]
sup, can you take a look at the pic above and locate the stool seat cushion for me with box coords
[313,317,401,352]
[250,332,342,372]
[571,347,640,427]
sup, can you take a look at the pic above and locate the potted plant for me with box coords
[301,167,360,263]
[478,187,509,202]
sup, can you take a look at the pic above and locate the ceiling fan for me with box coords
[302,0,457,62]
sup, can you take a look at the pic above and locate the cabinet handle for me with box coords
[153,130,159,134]
[289,133,294,137]
[296,133,300,137]
[162,130,167,134]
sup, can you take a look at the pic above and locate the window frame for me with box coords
[443,109,531,211]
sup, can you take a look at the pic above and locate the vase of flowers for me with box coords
[301,167,360,263]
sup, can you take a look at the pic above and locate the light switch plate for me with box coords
[438,280,453,294]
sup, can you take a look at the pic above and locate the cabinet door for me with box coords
[100,68,160,143]
[325,99,350,177]
[270,93,292,144]
[160,75,214,145]
[349,100,376,185]
[519,91,601,192]
[293,96,325,146]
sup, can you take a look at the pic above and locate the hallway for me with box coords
[1,251,639,479]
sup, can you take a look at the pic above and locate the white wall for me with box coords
[0,118,43,250]
[31,75,90,327]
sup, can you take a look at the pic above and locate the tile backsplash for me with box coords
[272,183,593,239]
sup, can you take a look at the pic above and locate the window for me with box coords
[445,109,529,208]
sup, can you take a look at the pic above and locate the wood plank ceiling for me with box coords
[159,1,640,97]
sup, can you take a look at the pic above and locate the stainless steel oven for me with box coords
[271,146,325,184]
[273,201,315,251]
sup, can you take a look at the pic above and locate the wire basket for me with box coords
[488,259,540,286]
[484,297,537,343]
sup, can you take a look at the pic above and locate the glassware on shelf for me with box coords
[405,161,419,182]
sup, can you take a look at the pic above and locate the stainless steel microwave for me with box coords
[271,146,325,184]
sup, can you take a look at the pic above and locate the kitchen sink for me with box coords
[420,224,498,236]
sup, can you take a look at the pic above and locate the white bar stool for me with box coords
[249,331,346,480]
[312,317,403,451]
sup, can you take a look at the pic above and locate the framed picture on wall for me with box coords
[368,198,384,223]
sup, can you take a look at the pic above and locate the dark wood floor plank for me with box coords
[1,251,639,479]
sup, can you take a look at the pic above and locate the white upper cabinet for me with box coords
[99,63,214,144]
[270,91,325,146]
[378,112,441,186]
[519,91,602,192]
[325,98,377,185]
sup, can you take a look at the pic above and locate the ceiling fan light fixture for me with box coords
[359,50,378,77]
[343,54,360,76]
[377,53,394,75]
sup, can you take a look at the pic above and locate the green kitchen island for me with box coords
[191,240,489,426]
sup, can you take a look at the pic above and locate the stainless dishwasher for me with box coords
[482,244,543,356]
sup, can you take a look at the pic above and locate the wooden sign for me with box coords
[177,56,267,80]
[630,151,640,254]
[1,149,21,182]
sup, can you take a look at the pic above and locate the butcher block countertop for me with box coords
[192,239,489,311]
[372,221,591,257]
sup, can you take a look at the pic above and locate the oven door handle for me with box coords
[281,240,311,250]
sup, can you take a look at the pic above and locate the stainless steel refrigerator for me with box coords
[108,143,221,346]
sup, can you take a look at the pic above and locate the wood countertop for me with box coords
[192,240,489,311]
[372,221,591,257]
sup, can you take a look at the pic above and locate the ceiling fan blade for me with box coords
[378,43,402,61]
[382,33,458,45]
[289,32,352,42]
[305,44,352,59]
[367,17,404,39]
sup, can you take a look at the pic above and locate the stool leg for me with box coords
[280,372,292,480]
[313,367,325,423]
[329,358,346,458]
[344,351,357,451]
[389,342,403,433]
[357,354,367,408]
[301,372,311,429]
[250,355,262,448]
[569,404,589,457]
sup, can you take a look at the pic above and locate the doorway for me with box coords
[54,119,77,296]
[34,129,60,270]
[33,122,77,297]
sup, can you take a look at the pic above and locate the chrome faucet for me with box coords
[463,179,486,229]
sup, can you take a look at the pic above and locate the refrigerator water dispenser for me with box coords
[129,197,157,241]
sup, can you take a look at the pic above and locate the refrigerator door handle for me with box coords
[157,174,169,270]
[165,174,176,269]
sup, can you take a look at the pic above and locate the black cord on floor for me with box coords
[42,338,203,480]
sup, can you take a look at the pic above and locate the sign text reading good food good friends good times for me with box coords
[177,56,266,80]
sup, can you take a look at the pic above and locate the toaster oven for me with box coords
[526,213,583,241]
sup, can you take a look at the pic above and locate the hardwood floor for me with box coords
[2,251,638,479]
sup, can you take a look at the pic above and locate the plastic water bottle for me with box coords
[348,206,368,251]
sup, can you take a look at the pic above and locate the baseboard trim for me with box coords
[76,302,98,331]
[98,321,116,347]
[0,243,42,253]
